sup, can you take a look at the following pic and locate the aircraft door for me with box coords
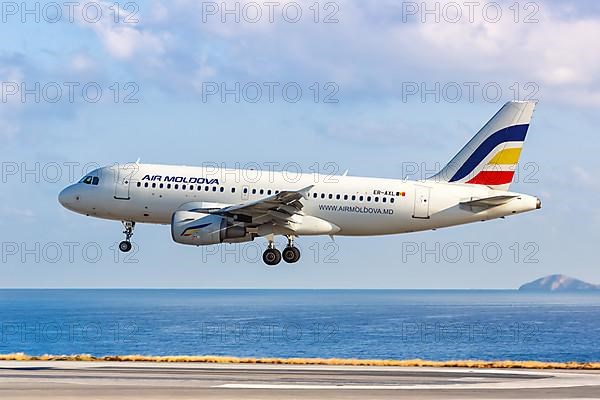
[114,164,137,200]
[412,186,431,219]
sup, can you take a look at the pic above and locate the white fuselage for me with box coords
[59,163,540,237]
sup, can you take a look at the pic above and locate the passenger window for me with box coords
[367,196,371,202]
[267,189,272,195]
[152,183,156,189]
[390,198,395,203]
[382,197,387,203]
[321,193,325,199]
[144,182,149,188]
[160,183,164,189]
[351,195,356,201]
[336,194,341,200]
[175,184,179,190]
[328,194,333,199]
[231,188,236,193]
[260,189,264,195]
[205,186,209,191]
[137,182,141,187]
[220,187,224,192]
[182,184,186,190]
[167,184,172,189]
[252,189,257,194]
[359,196,364,201]
[343,195,348,200]
[243,188,248,194]
[92,177,99,185]
[313,193,317,198]
[212,186,216,192]
[374,197,379,202]
[190,185,194,191]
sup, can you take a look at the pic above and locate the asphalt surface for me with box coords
[0,361,599,399]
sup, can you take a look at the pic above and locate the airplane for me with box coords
[58,100,541,266]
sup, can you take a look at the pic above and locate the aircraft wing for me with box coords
[460,195,518,211]
[189,185,314,227]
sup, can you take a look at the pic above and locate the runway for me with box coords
[0,361,599,399]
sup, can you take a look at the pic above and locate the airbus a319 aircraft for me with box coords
[59,101,541,265]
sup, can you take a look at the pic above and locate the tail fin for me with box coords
[429,100,536,191]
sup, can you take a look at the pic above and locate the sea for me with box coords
[0,289,599,362]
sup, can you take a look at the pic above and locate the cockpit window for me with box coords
[80,176,100,185]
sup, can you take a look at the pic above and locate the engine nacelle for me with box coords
[171,211,252,245]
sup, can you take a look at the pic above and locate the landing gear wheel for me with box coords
[263,248,282,266]
[119,240,132,253]
[282,246,301,263]
[120,221,135,252]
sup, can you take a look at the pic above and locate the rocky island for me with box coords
[519,274,600,291]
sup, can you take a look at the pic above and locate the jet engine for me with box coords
[171,210,253,245]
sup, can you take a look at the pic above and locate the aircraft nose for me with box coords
[58,187,69,208]
[58,185,78,209]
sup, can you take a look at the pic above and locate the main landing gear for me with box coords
[262,236,301,266]
[119,221,135,253]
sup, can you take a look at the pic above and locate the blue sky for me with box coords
[1,0,599,288]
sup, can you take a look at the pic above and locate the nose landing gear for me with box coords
[119,221,135,253]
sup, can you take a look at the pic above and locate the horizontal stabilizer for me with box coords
[460,195,517,211]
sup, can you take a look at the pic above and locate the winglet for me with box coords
[299,185,314,200]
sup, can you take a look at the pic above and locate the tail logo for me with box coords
[449,124,529,186]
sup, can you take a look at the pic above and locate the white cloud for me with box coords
[61,0,600,106]
[572,165,600,190]
[0,64,25,138]
[74,1,168,65]
[366,2,600,103]
[93,24,166,61]
[0,207,35,219]
[69,53,97,74]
